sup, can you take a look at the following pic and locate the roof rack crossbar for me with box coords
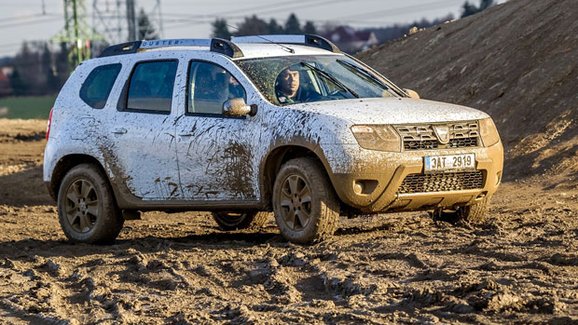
[98,38,244,58]
[231,34,341,53]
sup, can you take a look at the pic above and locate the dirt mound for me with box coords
[357,0,577,185]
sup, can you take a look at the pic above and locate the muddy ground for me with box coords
[0,120,577,324]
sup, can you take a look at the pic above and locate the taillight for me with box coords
[46,107,53,140]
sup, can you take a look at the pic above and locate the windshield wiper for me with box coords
[336,59,388,90]
[300,62,359,98]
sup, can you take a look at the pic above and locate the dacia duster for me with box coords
[43,35,503,244]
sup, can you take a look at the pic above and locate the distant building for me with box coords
[322,26,379,54]
[0,67,13,97]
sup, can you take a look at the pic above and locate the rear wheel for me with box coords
[273,158,340,244]
[57,164,124,244]
[212,211,269,231]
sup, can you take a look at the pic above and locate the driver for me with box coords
[275,65,319,104]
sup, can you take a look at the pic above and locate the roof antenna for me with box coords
[226,23,294,54]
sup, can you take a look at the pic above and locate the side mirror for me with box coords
[404,88,420,99]
[222,98,257,117]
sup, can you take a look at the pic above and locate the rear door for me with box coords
[106,58,183,200]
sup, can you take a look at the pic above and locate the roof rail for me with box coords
[98,38,244,58]
[140,39,210,49]
[231,34,341,53]
[210,38,243,58]
[99,41,142,57]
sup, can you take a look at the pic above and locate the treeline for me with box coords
[8,42,69,96]
[462,0,495,18]
[1,8,159,98]
[367,15,455,44]
[212,13,316,39]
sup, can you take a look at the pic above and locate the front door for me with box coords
[175,60,262,202]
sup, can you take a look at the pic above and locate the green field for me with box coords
[0,96,56,119]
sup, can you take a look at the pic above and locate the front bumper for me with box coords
[325,141,504,213]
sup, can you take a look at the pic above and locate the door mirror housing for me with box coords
[404,88,420,99]
[223,98,257,117]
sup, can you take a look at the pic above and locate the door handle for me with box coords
[112,128,127,134]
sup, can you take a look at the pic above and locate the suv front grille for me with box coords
[395,121,480,150]
[397,171,484,194]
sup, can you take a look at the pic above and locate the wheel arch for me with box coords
[48,154,109,201]
[260,144,337,209]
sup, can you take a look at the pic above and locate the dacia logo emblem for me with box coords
[433,125,450,144]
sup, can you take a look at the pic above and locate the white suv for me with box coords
[44,35,503,244]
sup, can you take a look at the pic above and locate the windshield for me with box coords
[236,55,399,106]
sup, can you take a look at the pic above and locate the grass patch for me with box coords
[0,95,56,119]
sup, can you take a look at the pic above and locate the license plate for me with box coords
[424,153,476,173]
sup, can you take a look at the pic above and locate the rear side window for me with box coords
[80,63,121,109]
[125,60,178,112]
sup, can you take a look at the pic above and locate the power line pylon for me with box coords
[54,0,96,68]
[92,0,164,43]
[92,0,132,45]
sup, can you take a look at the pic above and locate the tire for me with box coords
[57,163,124,244]
[458,195,492,223]
[436,195,492,224]
[272,158,340,244]
[212,211,269,231]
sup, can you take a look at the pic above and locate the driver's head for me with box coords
[276,66,300,97]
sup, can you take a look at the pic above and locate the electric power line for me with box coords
[0,13,60,23]
[162,0,352,21]
[335,0,458,20]
[161,0,460,32]
[0,16,63,30]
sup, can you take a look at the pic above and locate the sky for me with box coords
[0,0,508,57]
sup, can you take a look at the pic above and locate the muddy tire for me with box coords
[212,211,269,231]
[273,158,340,244]
[57,164,124,244]
[437,195,492,224]
[458,195,492,223]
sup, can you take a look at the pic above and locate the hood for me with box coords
[287,97,490,125]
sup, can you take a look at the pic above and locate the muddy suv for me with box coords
[44,35,503,244]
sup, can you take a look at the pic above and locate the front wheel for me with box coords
[273,158,340,244]
[435,195,492,224]
[457,195,492,223]
[212,211,269,231]
[57,164,124,244]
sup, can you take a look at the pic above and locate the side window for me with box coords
[125,60,178,112]
[80,63,121,109]
[188,61,246,115]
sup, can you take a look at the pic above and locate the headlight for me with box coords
[479,118,500,147]
[351,125,401,152]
